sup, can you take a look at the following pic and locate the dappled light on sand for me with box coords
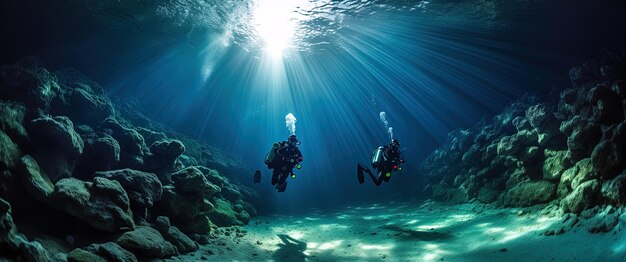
[188,201,625,261]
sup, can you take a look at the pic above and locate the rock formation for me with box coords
[0,58,259,260]
[420,53,626,232]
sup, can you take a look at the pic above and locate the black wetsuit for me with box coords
[268,141,303,190]
[358,145,404,186]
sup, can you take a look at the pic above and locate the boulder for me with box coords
[68,242,137,262]
[95,169,162,209]
[154,216,197,254]
[149,140,185,162]
[171,167,220,196]
[525,104,565,147]
[587,84,624,124]
[560,179,600,213]
[67,248,106,262]
[566,123,601,163]
[591,121,626,178]
[0,130,21,169]
[28,115,84,158]
[542,150,570,181]
[0,198,51,262]
[154,186,214,219]
[0,63,60,109]
[116,226,178,258]
[220,184,243,203]
[80,134,121,172]
[601,173,626,204]
[66,88,115,126]
[101,118,146,168]
[52,177,135,232]
[499,180,556,207]
[570,158,598,189]
[143,139,185,180]
[207,198,243,227]
[0,101,28,146]
[496,130,538,157]
[16,155,54,203]
[197,166,227,187]
[135,127,167,146]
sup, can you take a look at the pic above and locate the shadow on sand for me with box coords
[272,234,308,262]
[382,224,454,241]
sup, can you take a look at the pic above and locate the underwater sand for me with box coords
[168,201,626,261]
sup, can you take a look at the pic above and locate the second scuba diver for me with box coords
[265,135,303,192]
[357,139,404,186]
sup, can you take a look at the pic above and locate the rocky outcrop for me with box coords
[420,54,626,216]
[0,198,52,262]
[116,226,178,259]
[0,58,258,260]
[154,216,197,254]
[67,242,137,262]
[52,177,135,232]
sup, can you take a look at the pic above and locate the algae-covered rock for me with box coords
[587,84,624,124]
[52,177,134,232]
[591,121,626,178]
[154,216,197,254]
[17,155,54,203]
[569,158,598,189]
[95,169,162,209]
[155,186,214,219]
[0,130,21,169]
[207,198,243,227]
[525,104,565,147]
[116,226,178,258]
[28,115,84,158]
[101,117,146,168]
[0,62,60,109]
[0,101,28,145]
[601,173,626,205]
[499,180,556,207]
[67,248,107,262]
[0,198,51,262]
[80,134,121,172]
[149,139,185,162]
[542,150,569,181]
[171,167,220,196]
[66,88,115,126]
[566,123,601,163]
[560,179,600,213]
[86,242,137,262]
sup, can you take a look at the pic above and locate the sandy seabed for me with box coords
[170,201,626,262]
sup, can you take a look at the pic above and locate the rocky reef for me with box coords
[420,52,626,233]
[0,58,259,261]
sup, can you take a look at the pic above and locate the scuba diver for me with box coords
[357,139,405,186]
[265,135,303,192]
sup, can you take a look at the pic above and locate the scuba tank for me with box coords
[371,146,384,168]
[265,142,282,166]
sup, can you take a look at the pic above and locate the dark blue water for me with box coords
[2,0,625,211]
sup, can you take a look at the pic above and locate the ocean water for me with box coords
[2,0,624,210]
[1,1,626,260]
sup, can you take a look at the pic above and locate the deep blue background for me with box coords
[2,0,625,211]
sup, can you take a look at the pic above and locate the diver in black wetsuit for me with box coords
[265,135,303,192]
[357,139,404,186]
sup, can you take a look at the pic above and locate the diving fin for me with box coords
[254,170,261,183]
[357,166,365,184]
[277,181,287,192]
